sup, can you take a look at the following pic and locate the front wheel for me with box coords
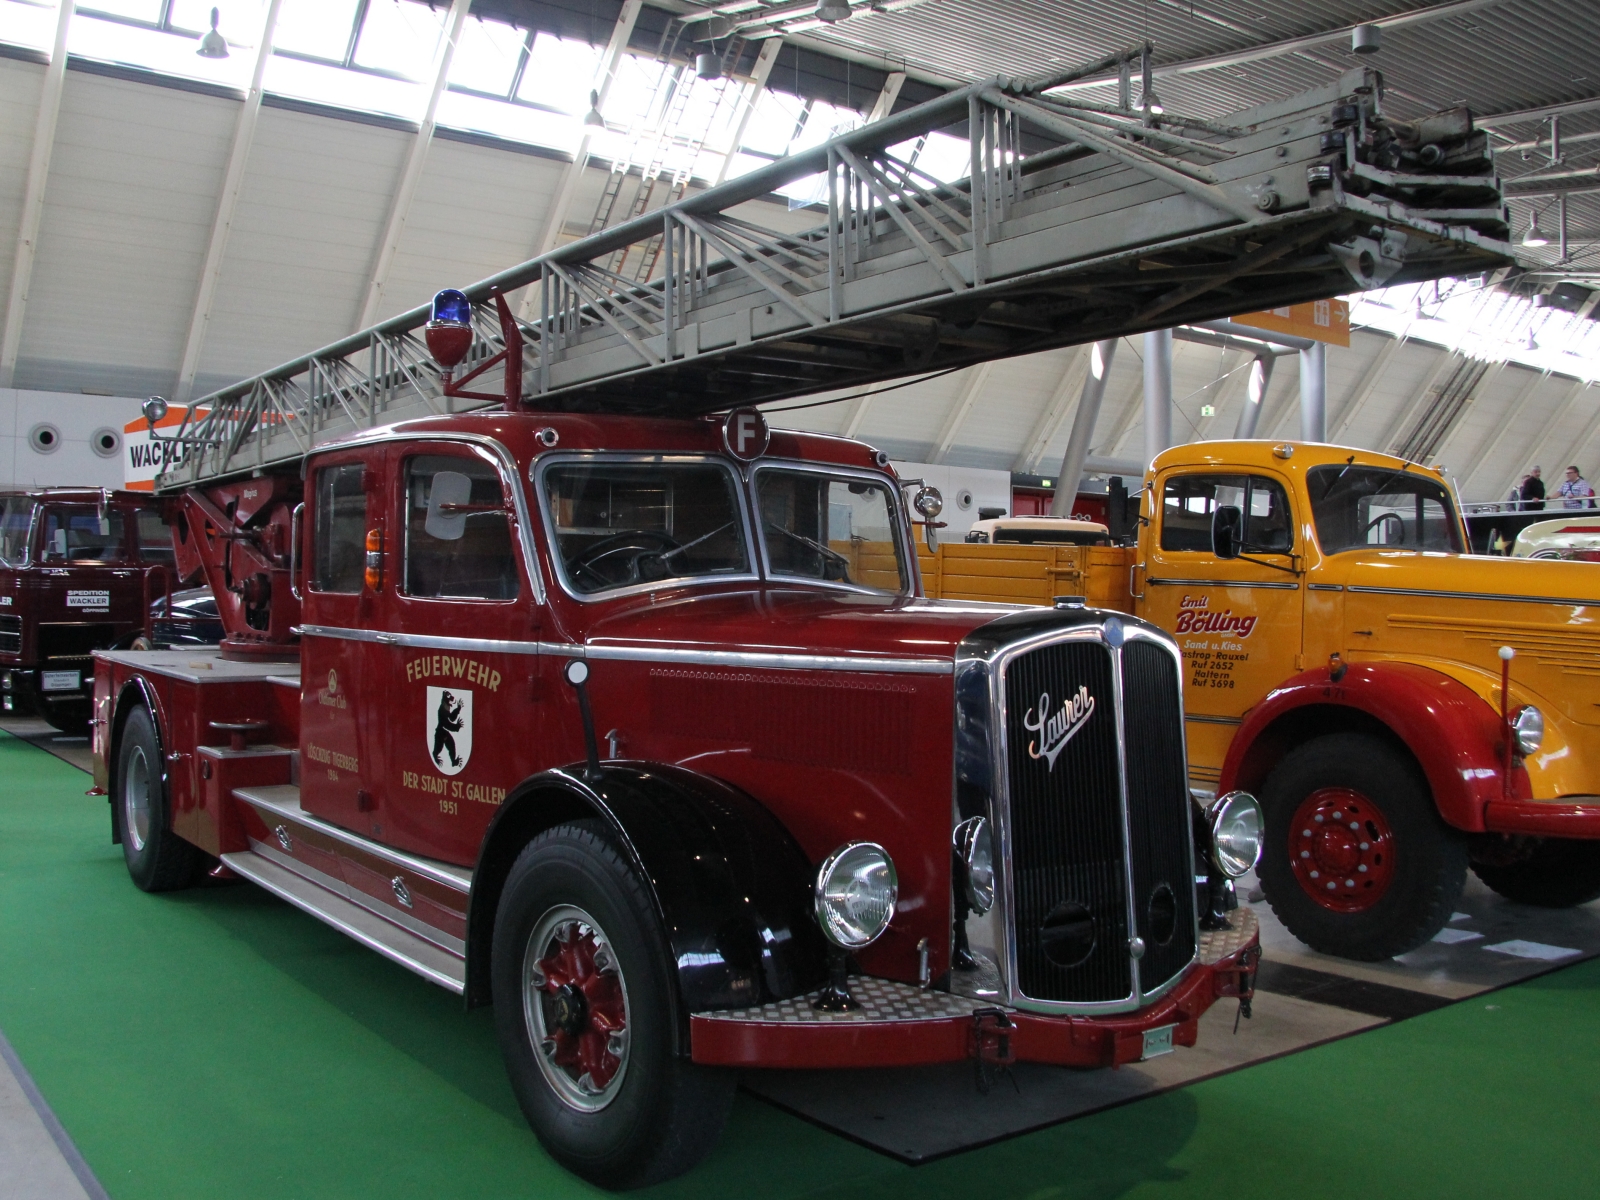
[1258,733,1467,960]
[117,705,202,891]
[491,823,733,1188]
[1473,839,1600,907]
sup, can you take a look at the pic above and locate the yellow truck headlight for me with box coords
[1513,705,1544,756]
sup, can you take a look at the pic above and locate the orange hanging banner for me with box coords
[1232,299,1350,347]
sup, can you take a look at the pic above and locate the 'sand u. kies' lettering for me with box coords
[405,654,502,692]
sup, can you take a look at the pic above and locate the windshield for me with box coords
[39,507,128,563]
[756,468,908,595]
[0,497,33,567]
[1308,465,1464,555]
[543,459,750,595]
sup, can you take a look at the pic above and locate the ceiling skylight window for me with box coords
[271,0,358,61]
[447,16,526,97]
[69,0,264,87]
[0,0,62,54]
[351,0,444,81]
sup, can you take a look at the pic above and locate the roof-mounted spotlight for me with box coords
[816,0,852,22]
[583,89,605,128]
[197,7,229,58]
[1522,211,1551,247]
[1351,23,1381,55]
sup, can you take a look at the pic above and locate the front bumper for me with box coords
[1484,799,1600,838]
[689,907,1260,1070]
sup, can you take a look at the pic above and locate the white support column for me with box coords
[1010,345,1089,474]
[172,0,285,403]
[1143,328,1173,466]
[523,0,644,284]
[0,0,73,389]
[1298,341,1326,442]
[1233,354,1275,438]
[1458,369,1549,498]
[1050,339,1117,515]
[355,0,472,332]
[865,70,906,123]
[712,39,783,188]
[932,362,993,463]
[1329,333,1405,441]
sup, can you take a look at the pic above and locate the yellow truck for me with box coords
[920,439,1600,960]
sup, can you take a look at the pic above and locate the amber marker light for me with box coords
[365,528,384,591]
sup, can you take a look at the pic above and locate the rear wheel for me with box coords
[491,823,733,1188]
[1473,839,1600,907]
[117,706,201,892]
[1259,733,1467,960]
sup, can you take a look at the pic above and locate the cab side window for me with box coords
[136,510,176,566]
[1161,474,1293,553]
[312,463,367,592]
[403,455,519,601]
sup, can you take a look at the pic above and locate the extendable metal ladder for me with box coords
[155,57,1511,493]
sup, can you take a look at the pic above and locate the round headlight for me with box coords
[952,816,994,914]
[1208,791,1263,878]
[1513,705,1544,756]
[814,842,898,949]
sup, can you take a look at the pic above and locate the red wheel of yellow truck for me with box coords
[491,823,734,1188]
[1258,733,1467,961]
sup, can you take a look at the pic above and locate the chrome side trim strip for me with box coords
[222,850,466,993]
[584,643,953,675]
[1348,584,1600,607]
[1306,583,1345,592]
[235,784,473,892]
[1148,577,1301,590]
[297,624,543,658]
[296,625,952,673]
[1184,713,1243,726]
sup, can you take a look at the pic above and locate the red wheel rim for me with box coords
[1287,787,1396,913]
[524,907,629,1110]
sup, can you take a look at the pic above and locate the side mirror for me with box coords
[424,471,472,541]
[1211,504,1244,559]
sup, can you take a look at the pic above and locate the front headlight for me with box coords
[1513,705,1544,756]
[814,842,898,948]
[952,816,994,914]
[1208,791,1263,878]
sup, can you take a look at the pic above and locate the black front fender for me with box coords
[466,763,828,1030]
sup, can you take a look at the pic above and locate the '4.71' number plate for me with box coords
[1141,1024,1175,1060]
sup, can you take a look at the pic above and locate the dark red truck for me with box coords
[93,405,1262,1186]
[0,488,176,733]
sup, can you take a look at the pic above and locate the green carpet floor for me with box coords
[2,728,1597,1200]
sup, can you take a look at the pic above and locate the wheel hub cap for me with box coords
[1289,787,1396,913]
[523,905,630,1112]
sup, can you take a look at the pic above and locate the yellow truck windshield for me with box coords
[1308,464,1463,555]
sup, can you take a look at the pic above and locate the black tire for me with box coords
[1258,732,1467,961]
[117,706,202,892]
[1473,839,1600,907]
[491,823,734,1189]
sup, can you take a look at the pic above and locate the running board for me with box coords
[221,850,467,994]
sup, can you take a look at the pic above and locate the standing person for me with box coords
[1557,465,1597,509]
[1507,476,1529,511]
[1521,465,1546,511]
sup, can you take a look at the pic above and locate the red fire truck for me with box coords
[93,402,1263,1185]
[0,487,176,732]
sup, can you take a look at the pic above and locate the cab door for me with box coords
[300,448,388,833]
[375,443,542,867]
[1140,470,1303,789]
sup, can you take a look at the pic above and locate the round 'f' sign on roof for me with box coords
[722,407,770,461]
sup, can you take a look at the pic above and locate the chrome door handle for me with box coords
[375,633,399,645]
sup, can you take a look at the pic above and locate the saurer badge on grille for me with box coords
[1023,685,1096,770]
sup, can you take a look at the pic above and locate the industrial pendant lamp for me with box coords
[1522,211,1550,247]
[196,7,229,58]
[816,0,852,22]
[1139,84,1165,116]
[696,50,722,80]
[584,89,606,127]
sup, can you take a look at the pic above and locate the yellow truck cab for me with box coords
[922,439,1600,960]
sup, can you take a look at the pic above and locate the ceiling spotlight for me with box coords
[1525,327,1539,351]
[1522,212,1550,247]
[1351,24,1381,55]
[696,50,722,80]
[816,0,852,22]
[583,89,605,127]
[197,7,229,58]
